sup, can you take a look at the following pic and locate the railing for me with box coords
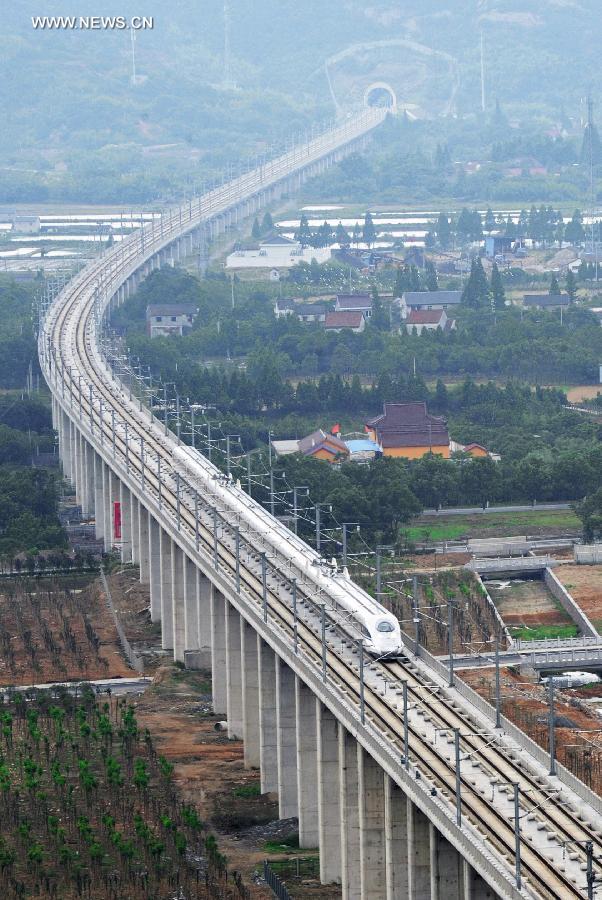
[263,861,293,900]
[514,635,602,652]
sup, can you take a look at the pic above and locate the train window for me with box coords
[361,625,371,638]
[376,620,394,633]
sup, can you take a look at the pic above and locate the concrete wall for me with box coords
[544,566,599,638]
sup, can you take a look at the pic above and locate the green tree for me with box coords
[335,222,350,245]
[565,269,577,301]
[363,212,376,248]
[462,258,490,308]
[575,487,602,542]
[504,216,517,239]
[490,262,505,309]
[251,218,261,240]
[261,211,273,234]
[295,214,312,248]
[564,210,585,245]
[549,275,560,294]
[370,286,389,331]
[436,213,452,249]
[425,260,438,291]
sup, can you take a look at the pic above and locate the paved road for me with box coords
[447,649,602,671]
[422,502,574,517]
[0,677,152,696]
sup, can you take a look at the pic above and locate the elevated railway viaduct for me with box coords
[41,108,602,899]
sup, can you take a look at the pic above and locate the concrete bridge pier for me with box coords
[464,863,498,900]
[62,413,73,483]
[276,659,298,819]
[431,828,463,900]
[196,572,212,666]
[148,515,161,621]
[258,637,278,793]
[340,725,361,898]
[138,503,150,583]
[296,678,319,847]
[84,439,95,518]
[225,600,244,739]
[385,775,409,899]
[183,552,199,654]
[210,585,227,714]
[159,528,174,649]
[358,746,386,899]
[130,493,140,563]
[119,481,132,562]
[240,617,260,768]
[318,701,342,884]
[102,462,112,552]
[93,451,105,541]
[408,799,431,899]
[171,541,186,662]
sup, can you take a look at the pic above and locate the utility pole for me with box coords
[412,575,420,656]
[448,596,455,688]
[548,677,557,776]
[293,486,309,536]
[480,28,486,113]
[494,631,502,728]
[342,523,359,568]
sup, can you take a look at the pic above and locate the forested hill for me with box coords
[1,1,600,200]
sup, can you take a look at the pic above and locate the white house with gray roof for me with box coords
[399,290,462,315]
[226,235,331,270]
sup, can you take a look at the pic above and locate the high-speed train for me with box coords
[172,445,403,657]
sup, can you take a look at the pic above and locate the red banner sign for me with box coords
[113,501,122,540]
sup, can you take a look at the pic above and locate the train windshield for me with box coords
[376,620,395,633]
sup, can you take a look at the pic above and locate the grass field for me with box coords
[508,623,579,641]
[406,508,581,543]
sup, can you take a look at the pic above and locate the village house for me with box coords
[226,234,331,270]
[366,401,450,459]
[297,303,327,324]
[324,310,365,333]
[334,293,373,318]
[273,298,296,318]
[399,290,462,313]
[146,304,197,338]
[271,429,349,463]
[450,440,501,462]
[404,309,455,335]
[11,215,40,234]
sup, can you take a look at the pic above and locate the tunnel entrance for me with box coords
[364,82,397,110]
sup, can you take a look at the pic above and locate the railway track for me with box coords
[41,118,602,899]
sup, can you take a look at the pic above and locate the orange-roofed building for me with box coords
[298,429,349,462]
[366,401,450,459]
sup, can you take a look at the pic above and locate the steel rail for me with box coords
[41,110,602,899]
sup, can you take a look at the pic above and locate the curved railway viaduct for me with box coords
[40,108,602,899]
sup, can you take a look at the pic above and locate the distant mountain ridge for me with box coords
[0,1,598,197]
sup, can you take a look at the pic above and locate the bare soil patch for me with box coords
[555,564,602,628]
[488,578,572,627]
[0,576,136,685]
[133,665,307,897]
[566,385,602,403]
[462,667,602,793]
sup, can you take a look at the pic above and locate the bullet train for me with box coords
[172,445,403,657]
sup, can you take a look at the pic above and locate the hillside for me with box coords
[1,1,600,201]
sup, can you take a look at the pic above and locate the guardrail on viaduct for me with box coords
[38,109,602,900]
